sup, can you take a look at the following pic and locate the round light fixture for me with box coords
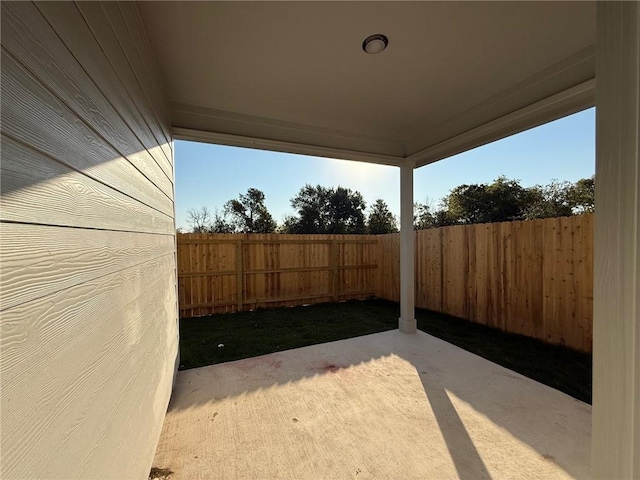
[362,34,388,54]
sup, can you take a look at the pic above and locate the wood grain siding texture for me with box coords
[593,3,640,477]
[0,2,178,479]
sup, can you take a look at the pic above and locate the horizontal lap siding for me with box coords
[0,2,177,479]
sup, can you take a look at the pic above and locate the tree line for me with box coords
[184,176,594,235]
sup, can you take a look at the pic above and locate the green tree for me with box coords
[277,215,299,234]
[523,181,573,220]
[224,188,277,233]
[412,175,593,229]
[328,186,366,234]
[284,184,331,233]
[414,202,432,230]
[567,176,595,214]
[210,209,234,233]
[367,199,398,234]
[284,185,367,234]
[445,176,533,224]
[523,177,595,219]
[414,202,456,230]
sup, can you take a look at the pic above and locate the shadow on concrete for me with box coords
[163,330,590,478]
[420,373,491,480]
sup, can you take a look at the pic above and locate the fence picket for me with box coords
[177,215,593,352]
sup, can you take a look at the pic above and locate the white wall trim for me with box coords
[171,101,404,158]
[408,78,595,169]
[403,45,595,155]
[173,127,405,167]
[592,2,640,477]
[399,163,416,333]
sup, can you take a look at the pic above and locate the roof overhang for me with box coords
[138,1,596,168]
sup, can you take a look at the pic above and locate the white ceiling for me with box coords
[138,1,596,166]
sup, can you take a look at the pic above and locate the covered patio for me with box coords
[1,1,637,478]
[141,2,635,476]
[154,331,590,479]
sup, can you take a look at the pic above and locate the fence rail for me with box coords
[177,215,594,353]
[378,215,594,352]
[177,233,379,317]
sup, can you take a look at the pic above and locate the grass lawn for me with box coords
[179,298,592,404]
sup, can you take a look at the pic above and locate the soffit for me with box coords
[139,1,595,165]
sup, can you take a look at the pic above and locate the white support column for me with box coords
[399,162,416,333]
[593,2,640,478]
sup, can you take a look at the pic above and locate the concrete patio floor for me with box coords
[152,330,591,479]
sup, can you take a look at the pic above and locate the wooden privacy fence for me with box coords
[177,233,379,318]
[177,215,593,352]
[379,214,594,352]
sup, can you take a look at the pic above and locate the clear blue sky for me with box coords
[175,108,595,230]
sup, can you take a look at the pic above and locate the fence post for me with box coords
[332,239,339,302]
[236,239,244,312]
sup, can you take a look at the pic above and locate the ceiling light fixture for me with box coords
[362,34,388,54]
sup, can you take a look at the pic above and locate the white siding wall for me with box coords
[592,2,640,477]
[0,2,178,478]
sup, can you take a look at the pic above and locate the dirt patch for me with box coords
[267,359,282,369]
[149,466,173,480]
[323,364,341,373]
[308,361,348,373]
[235,357,282,372]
